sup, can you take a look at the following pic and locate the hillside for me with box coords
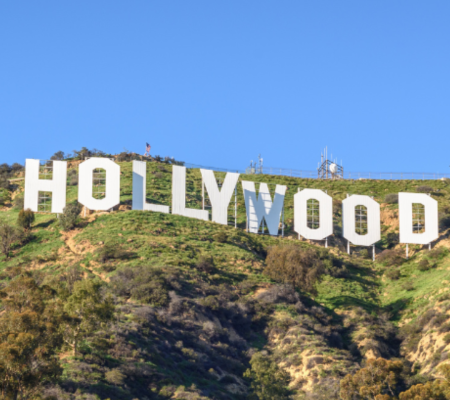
[1,157,450,399]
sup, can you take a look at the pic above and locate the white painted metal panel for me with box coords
[342,195,380,246]
[24,159,67,213]
[200,169,239,225]
[172,166,208,221]
[294,188,333,240]
[78,158,120,210]
[132,161,169,213]
[241,181,286,235]
[399,192,438,244]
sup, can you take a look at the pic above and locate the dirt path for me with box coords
[59,228,109,282]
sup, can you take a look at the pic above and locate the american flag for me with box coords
[144,142,151,156]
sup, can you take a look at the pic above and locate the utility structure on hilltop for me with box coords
[246,154,264,175]
[318,147,344,179]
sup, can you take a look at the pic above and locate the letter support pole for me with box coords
[235,173,239,228]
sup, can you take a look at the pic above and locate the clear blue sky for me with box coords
[1,2,449,173]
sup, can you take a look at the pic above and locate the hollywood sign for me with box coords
[23,158,439,248]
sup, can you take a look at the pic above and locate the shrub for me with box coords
[12,196,24,210]
[17,209,35,231]
[417,259,432,271]
[417,185,433,193]
[59,202,82,231]
[402,282,414,291]
[131,281,168,306]
[428,247,448,260]
[196,255,215,273]
[69,176,78,186]
[105,369,126,386]
[244,352,292,400]
[111,266,171,306]
[385,268,401,280]
[0,174,10,190]
[0,222,23,258]
[213,231,228,243]
[340,358,403,400]
[154,172,164,180]
[377,249,404,266]
[444,334,450,345]
[264,245,324,294]
[333,199,343,214]
[0,191,11,206]
[359,249,370,259]
[68,169,78,186]
[385,193,399,204]
[97,243,134,263]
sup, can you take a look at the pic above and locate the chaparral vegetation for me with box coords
[1,149,450,399]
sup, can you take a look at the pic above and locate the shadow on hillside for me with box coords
[34,219,55,229]
[324,295,380,313]
[384,298,412,322]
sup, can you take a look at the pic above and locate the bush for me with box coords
[444,334,450,345]
[377,249,404,266]
[196,255,215,273]
[0,174,10,190]
[385,193,399,204]
[59,202,82,231]
[111,266,171,306]
[264,245,324,294]
[333,199,342,215]
[105,368,126,386]
[428,247,448,260]
[417,259,432,271]
[359,249,370,259]
[385,268,401,280]
[439,213,450,229]
[417,185,433,193]
[12,196,24,210]
[97,243,135,263]
[244,352,292,400]
[154,172,164,180]
[68,169,78,186]
[402,282,414,291]
[213,231,228,243]
[0,222,23,258]
[17,209,35,231]
[132,281,169,306]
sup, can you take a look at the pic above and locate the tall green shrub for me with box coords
[59,202,82,231]
[17,209,35,231]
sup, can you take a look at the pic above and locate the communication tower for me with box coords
[246,154,264,174]
[318,147,344,179]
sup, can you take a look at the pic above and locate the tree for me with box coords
[50,151,65,161]
[264,245,324,294]
[398,364,450,399]
[63,280,114,356]
[59,202,82,231]
[17,209,35,231]
[340,358,403,400]
[0,222,23,258]
[0,273,62,399]
[105,369,126,386]
[244,352,292,400]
